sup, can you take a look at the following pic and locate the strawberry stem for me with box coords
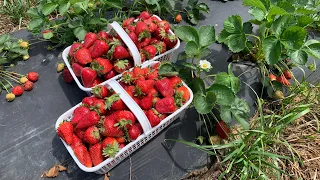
[0,72,21,84]
[0,80,10,93]
[0,70,24,77]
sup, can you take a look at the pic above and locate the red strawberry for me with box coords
[105,94,127,111]
[138,11,151,20]
[175,14,182,23]
[83,126,101,145]
[155,78,174,97]
[128,123,142,140]
[91,78,103,87]
[153,62,161,69]
[91,40,109,59]
[140,95,153,110]
[155,97,176,114]
[123,17,135,27]
[76,111,100,130]
[97,31,108,40]
[63,68,74,83]
[113,45,130,60]
[150,16,160,24]
[121,71,135,85]
[75,130,85,140]
[72,63,84,77]
[169,76,182,89]
[92,99,107,115]
[269,74,276,81]
[148,88,158,97]
[138,32,151,48]
[128,31,138,45]
[143,45,157,59]
[133,97,140,105]
[164,34,178,49]
[135,79,155,96]
[153,28,166,40]
[132,67,145,77]
[71,134,82,150]
[12,86,24,96]
[152,97,160,105]
[114,60,130,73]
[27,72,39,82]
[126,25,135,32]
[147,70,158,80]
[88,45,94,53]
[89,143,104,166]
[83,32,98,48]
[23,81,33,91]
[103,70,117,80]
[277,75,290,86]
[74,144,93,167]
[116,137,126,144]
[135,21,150,37]
[216,121,229,139]
[75,48,92,65]
[91,58,113,75]
[92,85,109,98]
[140,51,147,62]
[69,43,82,58]
[176,86,190,104]
[146,109,163,127]
[116,110,136,129]
[143,67,150,75]
[102,137,119,157]
[283,70,292,79]
[71,106,90,126]
[101,116,124,137]
[82,97,98,107]
[150,38,159,45]
[144,18,157,32]
[57,121,73,145]
[158,20,170,32]
[81,68,97,87]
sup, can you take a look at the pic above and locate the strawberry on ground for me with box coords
[27,72,39,82]
[6,93,15,102]
[23,81,33,91]
[102,137,120,158]
[83,126,101,145]
[155,97,176,114]
[76,111,100,130]
[128,123,142,140]
[155,77,174,97]
[216,121,229,139]
[74,144,93,167]
[89,143,105,166]
[63,68,74,83]
[92,85,109,98]
[71,106,90,126]
[57,121,73,145]
[12,86,24,96]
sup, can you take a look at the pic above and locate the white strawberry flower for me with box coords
[199,60,212,71]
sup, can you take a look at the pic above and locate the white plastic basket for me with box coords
[62,15,180,93]
[55,61,193,174]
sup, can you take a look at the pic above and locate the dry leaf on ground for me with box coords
[41,165,67,178]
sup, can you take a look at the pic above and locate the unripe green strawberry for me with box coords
[19,77,28,84]
[6,93,15,102]
[57,63,65,73]
[23,54,30,61]
[19,41,29,49]
[273,90,284,99]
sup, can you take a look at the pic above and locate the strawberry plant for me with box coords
[217,0,320,98]
[27,0,123,46]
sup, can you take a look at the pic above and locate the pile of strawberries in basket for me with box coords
[119,62,190,127]
[65,11,178,87]
[57,88,142,167]
[122,11,178,62]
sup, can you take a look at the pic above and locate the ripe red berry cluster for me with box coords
[119,62,190,127]
[65,11,178,88]
[57,87,142,168]
[269,69,292,86]
[123,11,178,62]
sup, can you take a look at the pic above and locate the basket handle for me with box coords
[107,79,152,134]
[107,22,141,66]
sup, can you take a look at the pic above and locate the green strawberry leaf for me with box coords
[43,31,53,40]
[217,29,230,44]
[188,8,200,25]
[42,3,58,16]
[0,34,11,45]
[302,40,320,60]
[276,1,294,13]
[194,91,216,114]
[220,98,250,129]
[266,5,288,22]
[158,63,179,77]
[28,18,44,31]
[295,7,317,15]
[227,33,246,53]
[297,15,313,27]
[214,72,240,94]
[280,26,307,50]
[270,15,295,37]
[223,15,243,34]
[74,26,87,41]
[248,7,265,21]
[243,22,253,34]
[243,0,267,12]
[220,106,232,123]
[105,94,121,110]
[207,84,235,106]
[185,41,200,57]
[196,3,210,13]
[289,49,308,65]
[0,57,11,65]
[199,25,215,48]
[189,77,205,94]
[174,26,199,44]
[26,8,40,18]
[262,36,281,65]
[59,2,71,15]
[105,0,123,9]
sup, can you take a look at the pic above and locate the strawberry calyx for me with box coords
[138,30,151,42]
[121,72,134,85]
[167,34,177,42]
[105,94,121,110]
[90,61,104,73]
[102,142,120,158]
[114,119,132,129]
[91,86,103,98]
[114,60,129,70]
[134,87,145,97]
[153,43,163,55]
